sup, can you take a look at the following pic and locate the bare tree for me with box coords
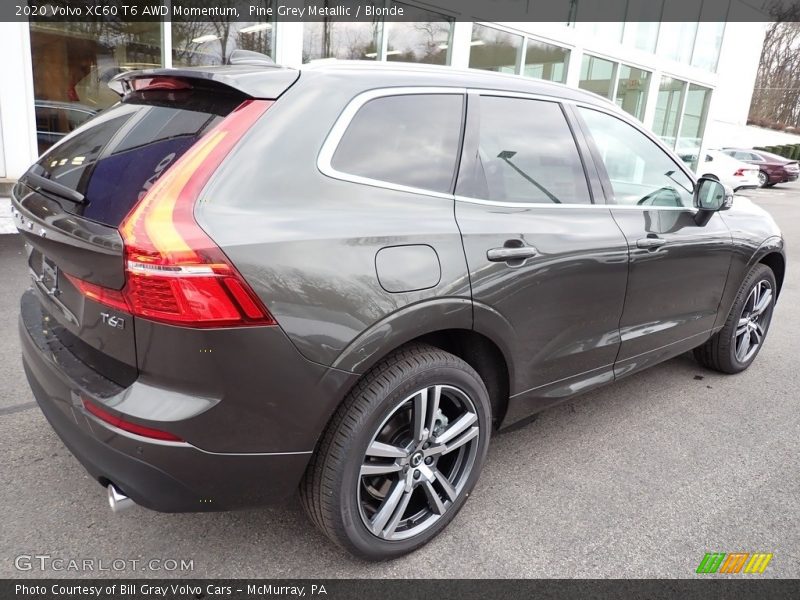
[749,2,800,130]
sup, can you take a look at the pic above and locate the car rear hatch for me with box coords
[14,66,298,388]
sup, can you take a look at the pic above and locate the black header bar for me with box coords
[0,0,794,23]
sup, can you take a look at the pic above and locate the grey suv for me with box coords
[14,61,785,560]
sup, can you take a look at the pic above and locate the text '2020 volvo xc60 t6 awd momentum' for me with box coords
[14,61,785,560]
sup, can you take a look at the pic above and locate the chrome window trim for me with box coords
[317,86,467,200]
[317,85,699,213]
[454,195,698,212]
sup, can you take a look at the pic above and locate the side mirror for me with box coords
[694,177,733,225]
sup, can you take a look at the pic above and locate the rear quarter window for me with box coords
[329,93,464,194]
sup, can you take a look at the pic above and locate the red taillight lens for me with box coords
[65,274,128,313]
[734,168,746,177]
[70,99,276,328]
[83,398,184,442]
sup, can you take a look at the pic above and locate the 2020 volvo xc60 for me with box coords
[14,61,784,560]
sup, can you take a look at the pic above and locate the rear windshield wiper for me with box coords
[23,165,85,204]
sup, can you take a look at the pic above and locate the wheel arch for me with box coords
[329,299,514,428]
[759,251,785,297]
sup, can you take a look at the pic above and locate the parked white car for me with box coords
[697,149,760,191]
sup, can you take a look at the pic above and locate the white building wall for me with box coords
[703,21,769,149]
[0,22,37,180]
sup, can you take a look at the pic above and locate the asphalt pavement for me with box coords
[0,184,798,578]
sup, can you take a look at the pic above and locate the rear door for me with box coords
[454,92,629,419]
[13,81,252,384]
[574,106,732,376]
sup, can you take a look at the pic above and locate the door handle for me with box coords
[636,236,667,249]
[487,246,538,262]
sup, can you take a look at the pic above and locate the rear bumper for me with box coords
[19,290,356,512]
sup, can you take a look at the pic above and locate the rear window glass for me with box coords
[31,91,240,227]
[330,94,464,194]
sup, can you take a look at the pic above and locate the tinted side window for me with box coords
[579,107,693,208]
[331,94,463,194]
[465,96,591,204]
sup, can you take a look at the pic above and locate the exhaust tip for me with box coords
[107,484,135,513]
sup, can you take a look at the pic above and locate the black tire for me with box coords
[758,171,770,187]
[300,343,491,560]
[694,264,777,374]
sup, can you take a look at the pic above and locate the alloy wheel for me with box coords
[758,171,768,187]
[734,279,773,363]
[357,384,480,541]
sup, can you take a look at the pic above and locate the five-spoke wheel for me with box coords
[359,384,480,541]
[695,263,777,373]
[734,279,773,363]
[300,344,491,560]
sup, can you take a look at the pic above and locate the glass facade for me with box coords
[653,76,685,149]
[23,14,724,164]
[652,76,711,169]
[29,22,162,153]
[172,20,275,67]
[579,55,617,99]
[302,20,381,62]
[615,65,651,121]
[677,84,712,168]
[468,24,522,74]
[524,39,568,82]
[384,3,453,65]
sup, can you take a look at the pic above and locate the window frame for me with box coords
[570,103,699,211]
[317,87,468,199]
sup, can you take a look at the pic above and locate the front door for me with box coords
[575,106,732,377]
[455,93,629,423]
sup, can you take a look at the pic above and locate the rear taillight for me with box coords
[83,397,184,442]
[734,168,746,177]
[71,99,276,328]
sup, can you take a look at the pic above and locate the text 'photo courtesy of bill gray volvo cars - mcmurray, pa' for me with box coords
[12,58,785,560]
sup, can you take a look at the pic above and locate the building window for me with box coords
[523,39,569,83]
[302,3,382,61]
[172,19,276,67]
[622,0,663,53]
[657,22,698,64]
[691,22,725,71]
[677,84,712,169]
[29,22,162,152]
[579,55,617,99]
[384,3,453,65]
[652,76,686,149]
[615,64,651,121]
[652,77,712,169]
[468,24,523,74]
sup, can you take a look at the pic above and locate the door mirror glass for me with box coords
[695,177,733,211]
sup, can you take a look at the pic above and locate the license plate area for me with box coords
[41,255,59,293]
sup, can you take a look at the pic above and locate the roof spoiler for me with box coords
[110,62,299,100]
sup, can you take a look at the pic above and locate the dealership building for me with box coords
[0,0,780,190]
